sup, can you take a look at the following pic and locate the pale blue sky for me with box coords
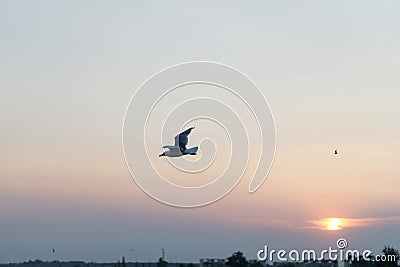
[1,0,400,264]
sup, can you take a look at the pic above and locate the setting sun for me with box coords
[326,218,342,231]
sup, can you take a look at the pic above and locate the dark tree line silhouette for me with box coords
[5,246,398,267]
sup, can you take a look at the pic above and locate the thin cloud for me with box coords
[230,215,400,231]
[232,216,298,230]
[306,216,400,230]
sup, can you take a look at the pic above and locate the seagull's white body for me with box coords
[159,127,198,157]
[161,145,182,157]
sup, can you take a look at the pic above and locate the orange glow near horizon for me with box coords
[307,217,346,231]
[307,216,400,231]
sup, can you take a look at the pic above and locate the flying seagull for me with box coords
[159,127,198,157]
[334,149,338,155]
[52,248,56,253]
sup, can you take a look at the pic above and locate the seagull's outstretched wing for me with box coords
[174,127,195,152]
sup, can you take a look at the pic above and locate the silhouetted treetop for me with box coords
[226,251,249,267]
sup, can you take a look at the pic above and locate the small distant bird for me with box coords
[159,127,198,157]
[52,248,56,253]
[334,149,338,155]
